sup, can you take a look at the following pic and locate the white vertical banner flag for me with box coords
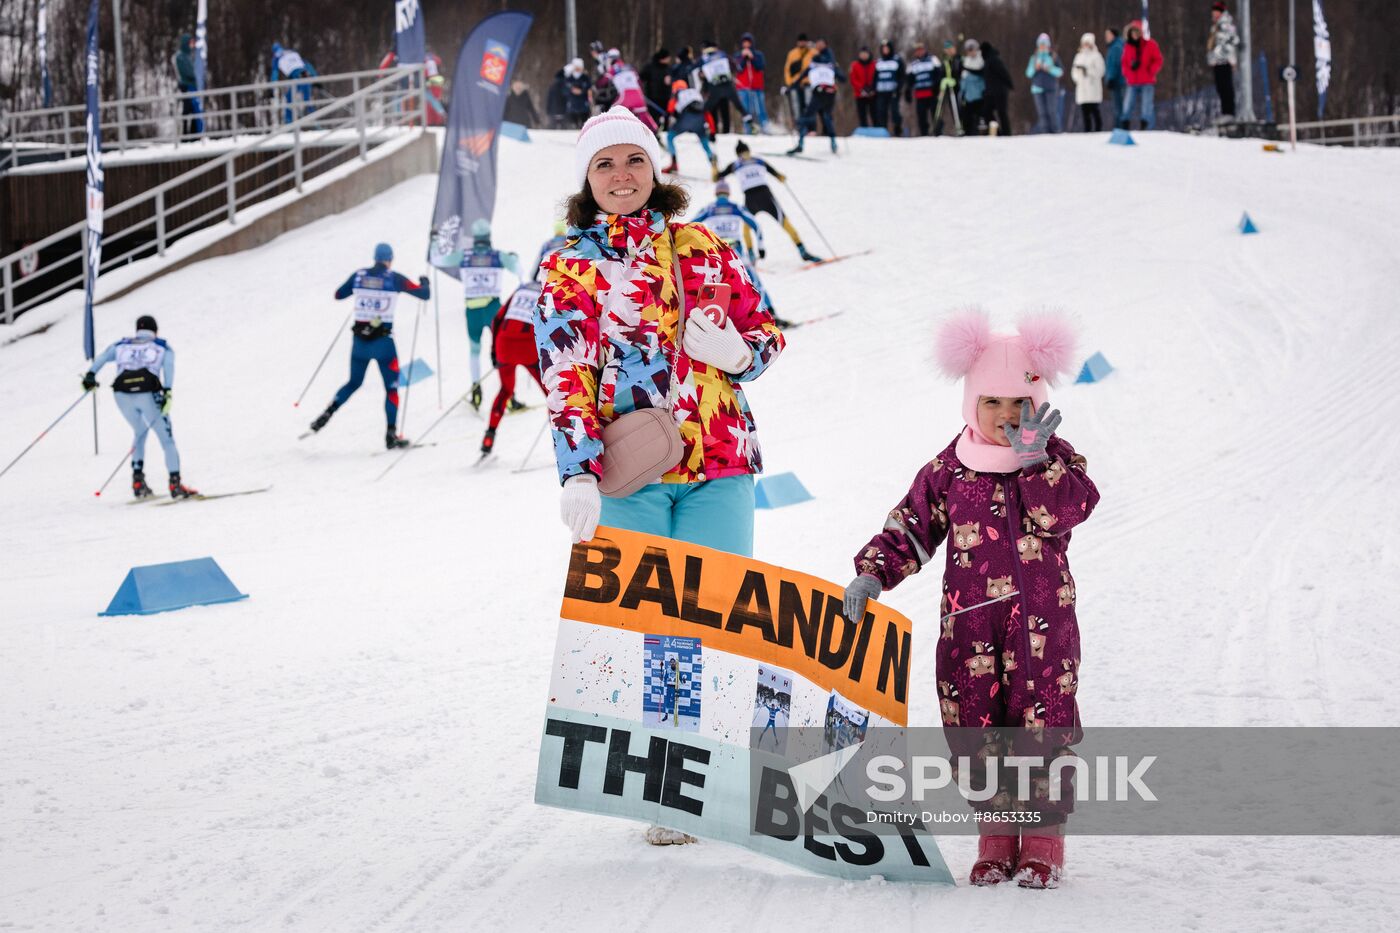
[1312,0,1331,118]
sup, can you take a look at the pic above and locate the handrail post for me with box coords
[3,259,13,326]
[155,190,166,256]
[226,159,237,223]
[419,65,429,130]
[294,122,304,192]
[357,91,367,160]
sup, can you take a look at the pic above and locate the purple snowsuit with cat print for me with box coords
[854,433,1099,824]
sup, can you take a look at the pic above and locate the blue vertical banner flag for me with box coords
[1141,1,1150,38]
[83,0,104,361]
[395,0,427,65]
[39,0,53,107]
[1312,0,1331,119]
[195,0,209,91]
[427,11,533,269]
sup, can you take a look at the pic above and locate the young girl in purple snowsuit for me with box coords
[842,310,1099,888]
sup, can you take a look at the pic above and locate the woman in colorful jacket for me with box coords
[536,106,785,561]
[1118,20,1163,130]
[1025,33,1065,134]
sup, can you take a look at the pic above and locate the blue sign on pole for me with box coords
[394,0,427,65]
[427,12,534,269]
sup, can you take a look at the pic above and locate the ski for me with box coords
[152,486,273,506]
[797,249,874,271]
[374,441,438,455]
[760,150,823,162]
[784,310,847,329]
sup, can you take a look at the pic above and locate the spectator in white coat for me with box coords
[1071,33,1106,132]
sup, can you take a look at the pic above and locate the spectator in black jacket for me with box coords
[563,58,592,127]
[175,33,204,138]
[546,67,569,128]
[641,49,675,129]
[505,80,540,128]
[980,41,1015,135]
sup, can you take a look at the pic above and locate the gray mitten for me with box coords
[1003,400,1062,468]
[843,574,882,622]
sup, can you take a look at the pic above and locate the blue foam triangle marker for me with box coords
[1238,212,1259,234]
[1075,351,1115,384]
[500,121,531,142]
[755,472,814,510]
[400,358,434,386]
[1108,128,1136,146]
[100,557,248,617]
[853,126,890,138]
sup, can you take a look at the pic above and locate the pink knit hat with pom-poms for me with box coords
[934,308,1079,443]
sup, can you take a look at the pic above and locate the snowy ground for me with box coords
[3,129,1400,931]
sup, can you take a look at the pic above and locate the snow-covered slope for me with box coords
[3,130,1399,931]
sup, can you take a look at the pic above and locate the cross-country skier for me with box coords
[691,181,793,328]
[82,315,195,499]
[479,279,546,458]
[787,39,844,156]
[270,42,317,124]
[308,243,430,449]
[715,140,820,262]
[459,219,520,410]
[697,42,750,134]
[759,698,781,747]
[842,310,1097,889]
[600,49,658,131]
[663,78,716,175]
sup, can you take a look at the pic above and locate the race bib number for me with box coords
[277,50,306,75]
[115,342,165,374]
[703,214,745,242]
[352,288,397,323]
[676,87,703,111]
[735,161,768,190]
[808,64,836,88]
[505,287,542,324]
[612,68,640,92]
[461,267,503,300]
[701,57,732,82]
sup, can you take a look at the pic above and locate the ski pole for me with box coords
[293,313,351,407]
[0,391,92,480]
[516,416,549,472]
[938,590,1020,626]
[375,394,464,481]
[779,179,837,258]
[950,90,962,135]
[94,412,153,497]
[397,295,425,435]
[433,268,443,409]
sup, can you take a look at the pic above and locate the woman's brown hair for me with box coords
[564,180,690,230]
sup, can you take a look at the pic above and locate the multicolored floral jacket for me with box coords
[534,209,785,486]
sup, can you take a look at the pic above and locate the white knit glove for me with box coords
[560,475,601,543]
[682,314,754,374]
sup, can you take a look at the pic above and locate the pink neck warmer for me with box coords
[954,424,1023,474]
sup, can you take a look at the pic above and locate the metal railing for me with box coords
[1,66,429,323]
[0,66,431,172]
[1287,114,1400,146]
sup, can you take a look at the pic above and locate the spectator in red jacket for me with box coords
[1118,19,1163,130]
[850,46,877,127]
[734,33,769,134]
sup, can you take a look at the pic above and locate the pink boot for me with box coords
[1014,834,1065,889]
[968,834,1019,886]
